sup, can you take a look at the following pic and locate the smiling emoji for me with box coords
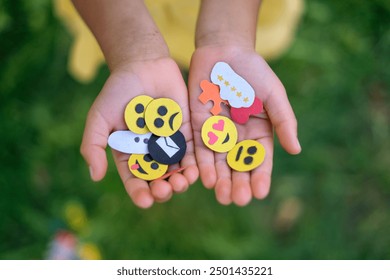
[201,116,238,153]
[128,154,168,180]
[144,98,183,137]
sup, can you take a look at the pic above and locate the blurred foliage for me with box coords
[0,0,389,259]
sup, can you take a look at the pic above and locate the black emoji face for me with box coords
[147,130,187,165]
[227,140,266,171]
[124,95,153,134]
[128,154,168,180]
[144,98,183,137]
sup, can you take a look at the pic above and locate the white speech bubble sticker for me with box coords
[108,130,151,154]
[210,62,255,108]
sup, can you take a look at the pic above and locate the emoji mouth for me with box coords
[222,133,230,144]
[131,160,148,174]
[169,112,179,130]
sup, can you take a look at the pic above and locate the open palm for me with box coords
[81,57,198,208]
[189,46,301,206]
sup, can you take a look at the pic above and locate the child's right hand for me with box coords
[80,58,198,208]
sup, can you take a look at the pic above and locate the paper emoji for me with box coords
[210,62,255,108]
[156,136,180,158]
[108,130,151,154]
[148,130,187,165]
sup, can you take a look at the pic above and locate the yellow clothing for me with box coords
[55,0,304,83]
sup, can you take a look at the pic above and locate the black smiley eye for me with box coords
[151,163,159,170]
[143,154,153,162]
[134,137,140,143]
[247,146,257,155]
[157,106,168,116]
[154,118,164,128]
[135,104,144,113]
[136,117,146,128]
[143,138,148,144]
[244,156,253,165]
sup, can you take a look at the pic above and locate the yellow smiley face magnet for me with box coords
[124,95,153,134]
[128,154,168,181]
[201,116,238,153]
[227,140,265,172]
[144,98,183,137]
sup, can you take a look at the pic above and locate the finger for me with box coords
[80,109,110,181]
[194,129,217,189]
[264,81,301,155]
[231,171,252,206]
[251,136,274,199]
[214,154,233,205]
[177,121,199,186]
[215,178,232,205]
[112,150,154,208]
[150,180,173,203]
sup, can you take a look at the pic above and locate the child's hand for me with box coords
[81,58,198,208]
[189,45,301,206]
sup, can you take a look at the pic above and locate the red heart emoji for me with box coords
[208,132,218,145]
[212,119,225,131]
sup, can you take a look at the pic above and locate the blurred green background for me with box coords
[1,0,389,259]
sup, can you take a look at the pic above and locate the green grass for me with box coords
[0,0,389,259]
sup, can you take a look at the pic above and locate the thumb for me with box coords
[80,109,109,181]
[265,82,301,155]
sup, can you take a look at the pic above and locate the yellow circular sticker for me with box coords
[144,98,183,137]
[124,95,153,134]
[128,154,168,181]
[227,140,265,172]
[201,116,237,153]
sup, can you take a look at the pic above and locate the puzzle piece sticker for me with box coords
[198,80,228,115]
[124,95,153,134]
[128,154,168,181]
[108,130,151,154]
[148,130,187,165]
[227,140,265,172]
[230,97,263,124]
[210,62,255,108]
[201,116,238,153]
[145,98,183,137]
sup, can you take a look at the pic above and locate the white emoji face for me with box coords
[108,130,151,154]
[210,62,255,108]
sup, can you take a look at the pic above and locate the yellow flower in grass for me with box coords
[78,243,102,260]
[55,0,304,83]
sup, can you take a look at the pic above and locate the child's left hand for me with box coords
[189,45,301,206]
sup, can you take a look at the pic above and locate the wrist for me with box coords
[195,30,256,50]
[106,31,170,71]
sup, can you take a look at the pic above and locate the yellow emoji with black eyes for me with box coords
[144,98,183,137]
[128,154,168,180]
[124,95,153,134]
[201,116,238,153]
[227,140,265,172]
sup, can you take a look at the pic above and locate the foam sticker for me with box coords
[198,80,228,115]
[128,154,168,181]
[210,62,255,108]
[230,97,263,124]
[108,130,151,154]
[124,95,153,134]
[148,130,187,165]
[144,98,183,137]
[201,116,238,153]
[227,140,265,172]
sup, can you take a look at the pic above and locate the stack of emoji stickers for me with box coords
[108,95,186,181]
[200,62,266,172]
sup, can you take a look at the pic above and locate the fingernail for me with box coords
[89,166,94,180]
